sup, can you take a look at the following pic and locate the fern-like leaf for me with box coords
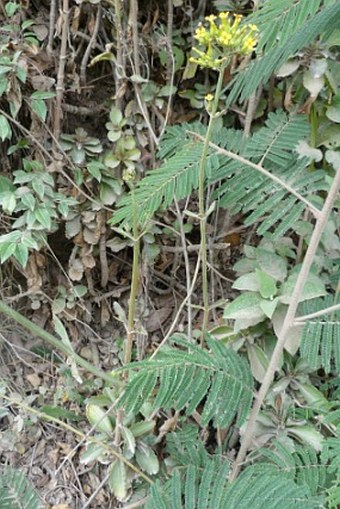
[0,468,42,509]
[165,425,210,468]
[145,459,321,509]
[249,0,322,52]
[110,137,207,227]
[226,2,340,105]
[299,295,340,373]
[119,335,253,429]
[209,111,327,237]
[258,440,328,497]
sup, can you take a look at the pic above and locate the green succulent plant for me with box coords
[60,128,103,165]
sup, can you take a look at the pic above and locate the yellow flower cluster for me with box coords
[190,12,259,69]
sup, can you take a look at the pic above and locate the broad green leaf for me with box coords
[87,161,103,181]
[288,425,323,451]
[100,182,118,205]
[224,293,266,321]
[0,230,22,243]
[71,146,86,165]
[247,344,269,382]
[0,242,17,263]
[21,192,36,211]
[135,444,159,475]
[21,234,39,249]
[280,272,326,304]
[159,85,178,97]
[31,99,47,121]
[130,420,155,438]
[30,91,55,100]
[295,382,330,411]
[80,442,106,464]
[52,297,66,314]
[86,404,113,434]
[40,405,80,421]
[1,192,16,214]
[256,248,287,281]
[0,176,15,194]
[232,272,259,292]
[260,297,279,319]
[272,305,303,355]
[34,206,52,229]
[121,426,136,458]
[109,106,123,125]
[256,269,277,299]
[104,153,120,168]
[15,243,29,267]
[5,1,19,16]
[107,130,121,142]
[303,70,325,99]
[108,460,128,501]
[0,114,12,141]
[32,177,45,199]
[73,285,88,298]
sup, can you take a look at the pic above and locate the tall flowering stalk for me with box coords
[190,13,258,342]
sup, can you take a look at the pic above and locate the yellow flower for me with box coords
[219,12,229,20]
[191,11,259,69]
[205,14,217,22]
[205,93,214,101]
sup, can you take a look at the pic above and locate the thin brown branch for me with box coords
[47,0,57,55]
[174,197,192,340]
[54,0,69,142]
[80,3,102,86]
[294,303,340,323]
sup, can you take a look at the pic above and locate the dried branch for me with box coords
[54,0,69,142]
[80,3,102,86]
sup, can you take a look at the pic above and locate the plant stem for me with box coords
[54,0,69,143]
[124,186,140,366]
[230,165,340,480]
[199,68,225,344]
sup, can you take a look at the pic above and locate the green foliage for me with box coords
[119,335,253,428]
[226,1,340,104]
[223,238,327,333]
[249,0,323,52]
[299,296,340,373]
[110,141,205,227]
[0,159,77,266]
[60,128,103,165]
[112,110,329,239]
[0,467,42,509]
[145,458,321,509]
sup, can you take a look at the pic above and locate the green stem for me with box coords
[0,299,114,384]
[309,103,318,171]
[124,186,140,365]
[199,68,225,344]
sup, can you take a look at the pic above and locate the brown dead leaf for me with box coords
[146,307,172,332]
[69,258,84,281]
[70,6,81,34]
[26,373,41,388]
